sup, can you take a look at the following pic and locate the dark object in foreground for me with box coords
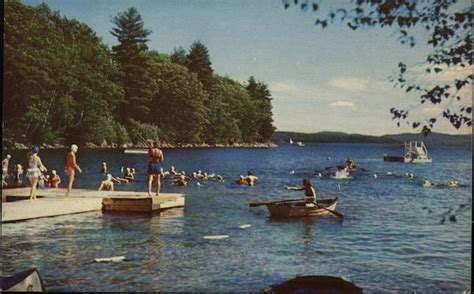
[265,198,340,219]
[269,275,362,294]
[1,268,43,292]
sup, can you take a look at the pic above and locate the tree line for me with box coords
[3,2,275,147]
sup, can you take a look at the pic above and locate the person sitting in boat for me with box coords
[345,157,356,170]
[98,174,115,191]
[286,178,317,207]
[245,171,258,186]
[49,170,61,188]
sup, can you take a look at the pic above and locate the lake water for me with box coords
[1,143,471,292]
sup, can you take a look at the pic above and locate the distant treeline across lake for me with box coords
[272,131,471,146]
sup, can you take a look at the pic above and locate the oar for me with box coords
[317,204,344,219]
[325,166,335,170]
[249,198,304,207]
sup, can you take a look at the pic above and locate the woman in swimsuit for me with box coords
[65,144,82,197]
[147,141,164,196]
[26,146,47,200]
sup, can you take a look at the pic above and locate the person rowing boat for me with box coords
[345,156,356,171]
[286,178,317,207]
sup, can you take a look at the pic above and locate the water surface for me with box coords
[2,143,471,292]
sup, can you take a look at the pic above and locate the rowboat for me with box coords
[266,197,338,218]
[1,268,43,292]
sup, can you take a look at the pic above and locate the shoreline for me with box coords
[3,142,278,150]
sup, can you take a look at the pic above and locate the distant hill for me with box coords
[272,131,471,146]
[385,133,472,146]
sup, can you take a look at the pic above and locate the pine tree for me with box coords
[110,7,153,122]
[246,76,276,141]
[187,41,214,90]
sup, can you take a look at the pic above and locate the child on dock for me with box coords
[49,170,61,188]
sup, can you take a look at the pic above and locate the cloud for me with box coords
[268,81,325,101]
[411,64,472,82]
[269,81,299,93]
[329,100,356,109]
[328,77,368,92]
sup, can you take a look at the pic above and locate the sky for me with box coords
[21,0,473,135]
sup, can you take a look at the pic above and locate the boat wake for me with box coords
[330,170,353,180]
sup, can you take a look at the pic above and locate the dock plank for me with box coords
[2,188,185,223]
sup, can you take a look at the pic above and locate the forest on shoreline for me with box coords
[3,1,275,148]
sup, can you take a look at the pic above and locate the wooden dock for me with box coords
[2,188,185,223]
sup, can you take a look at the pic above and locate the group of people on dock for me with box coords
[2,144,81,200]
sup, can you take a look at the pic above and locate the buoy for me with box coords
[336,184,341,192]
[373,174,377,179]
[289,170,295,174]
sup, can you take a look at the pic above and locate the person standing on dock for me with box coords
[65,144,82,197]
[26,146,47,200]
[147,141,164,196]
[2,154,11,177]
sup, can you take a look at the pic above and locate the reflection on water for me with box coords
[1,144,471,292]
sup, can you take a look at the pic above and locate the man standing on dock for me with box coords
[65,144,82,197]
[147,141,164,196]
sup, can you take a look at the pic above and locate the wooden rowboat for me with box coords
[1,268,43,292]
[266,197,338,218]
